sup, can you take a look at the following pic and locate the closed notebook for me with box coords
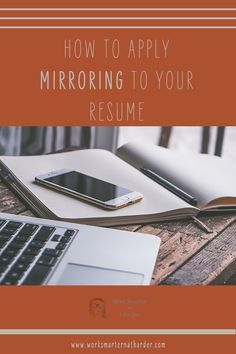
[0,144,235,226]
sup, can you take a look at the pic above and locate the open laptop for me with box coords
[0,212,161,285]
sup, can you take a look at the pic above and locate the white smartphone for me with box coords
[35,169,143,210]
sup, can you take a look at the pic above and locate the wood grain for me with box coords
[1,178,236,285]
[0,180,27,215]
[137,214,236,284]
[163,221,236,285]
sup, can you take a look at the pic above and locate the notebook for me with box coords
[0,142,235,226]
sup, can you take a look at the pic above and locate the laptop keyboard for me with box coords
[0,217,76,285]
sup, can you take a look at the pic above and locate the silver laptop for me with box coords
[0,212,161,285]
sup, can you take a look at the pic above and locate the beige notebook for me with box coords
[1,144,235,226]
[0,148,197,226]
[117,142,236,211]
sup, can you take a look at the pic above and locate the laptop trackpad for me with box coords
[58,263,144,285]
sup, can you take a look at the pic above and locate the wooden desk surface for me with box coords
[1,178,236,286]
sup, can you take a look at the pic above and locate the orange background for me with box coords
[0,286,235,354]
[0,2,235,353]
[0,335,235,354]
[0,0,236,124]
[0,286,235,328]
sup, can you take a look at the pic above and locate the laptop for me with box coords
[0,212,161,285]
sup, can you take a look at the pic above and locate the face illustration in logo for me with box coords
[89,298,106,318]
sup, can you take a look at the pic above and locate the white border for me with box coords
[0,8,236,11]
[1,17,236,20]
[0,329,235,335]
[0,26,236,29]
[0,8,236,28]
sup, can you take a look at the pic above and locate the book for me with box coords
[117,142,236,211]
[0,143,236,226]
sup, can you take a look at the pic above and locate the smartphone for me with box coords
[35,169,143,210]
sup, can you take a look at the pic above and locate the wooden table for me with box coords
[1,178,236,285]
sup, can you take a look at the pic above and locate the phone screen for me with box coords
[44,171,133,202]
